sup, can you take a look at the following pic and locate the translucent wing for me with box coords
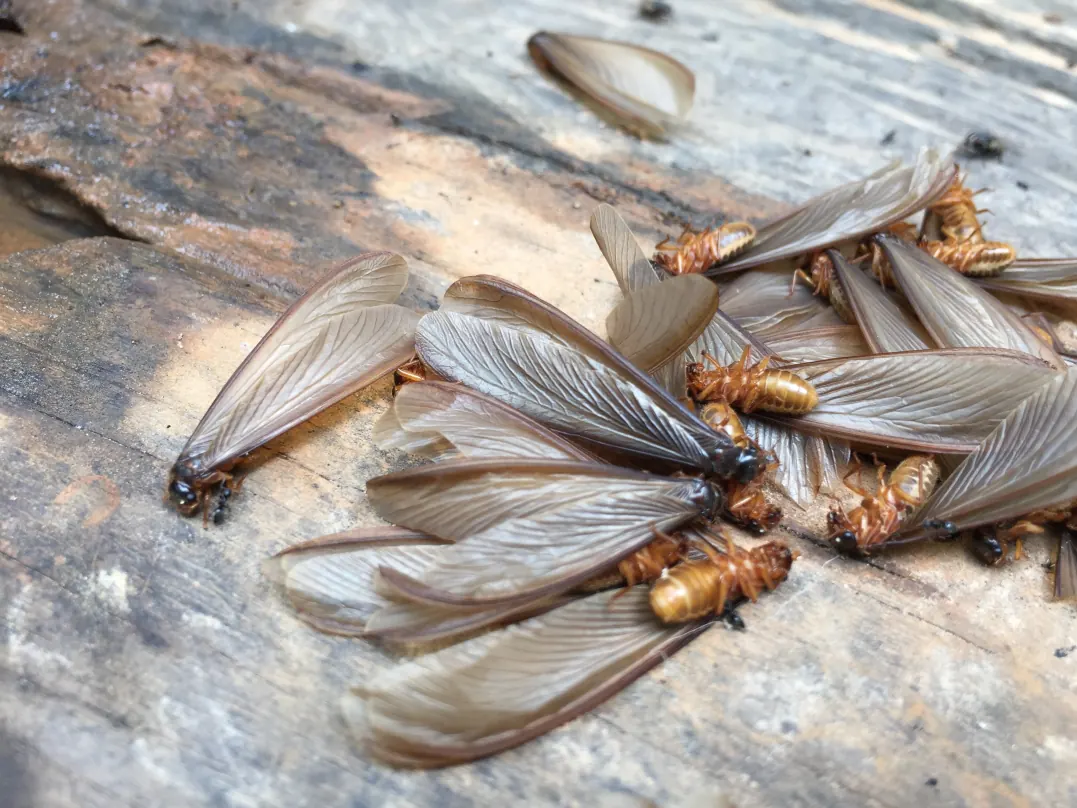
[417,280,743,477]
[528,32,695,140]
[713,150,956,274]
[977,258,1077,306]
[178,253,419,470]
[262,528,450,636]
[828,249,932,354]
[589,204,662,294]
[902,367,1077,538]
[344,586,703,767]
[878,236,1064,369]
[719,268,842,339]
[744,419,848,506]
[606,275,719,373]
[767,325,869,363]
[783,349,1057,452]
[372,381,591,462]
[366,459,709,606]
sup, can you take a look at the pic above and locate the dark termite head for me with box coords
[923,518,959,540]
[728,443,765,485]
[167,466,201,515]
[967,530,1005,567]
[687,478,724,521]
[961,131,1004,160]
[831,531,860,556]
[211,485,232,526]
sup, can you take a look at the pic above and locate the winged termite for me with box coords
[653,221,756,275]
[874,235,1065,369]
[166,252,420,522]
[708,149,957,276]
[345,536,795,767]
[826,249,932,354]
[828,455,940,555]
[687,345,819,415]
[365,459,722,608]
[527,31,694,140]
[416,274,764,483]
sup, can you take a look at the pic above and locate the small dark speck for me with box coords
[593,278,600,283]
[390,112,402,126]
[802,148,812,157]
[639,0,673,22]
[350,60,369,73]
[925,777,938,788]
[1055,645,1075,658]
[1045,12,1064,24]
[780,720,797,735]
[701,32,718,42]
[486,50,493,58]
[1043,559,1056,571]
[1017,181,1029,191]
[880,129,896,146]
[166,425,171,429]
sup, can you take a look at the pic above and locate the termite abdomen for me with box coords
[688,346,818,416]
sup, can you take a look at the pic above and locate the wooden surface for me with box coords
[2,1,1077,806]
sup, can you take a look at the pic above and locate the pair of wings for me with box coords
[176,252,421,473]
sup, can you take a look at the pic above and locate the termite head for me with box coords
[755,541,797,581]
[725,443,764,485]
[967,530,1005,566]
[827,510,860,556]
[923,518,958,540]
[167,469,201,515]
[687,479,724,520]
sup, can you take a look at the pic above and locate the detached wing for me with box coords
[178,253,419,469]
[978,258,1077,306]
[784,349,1057,452]
[345,586,704,767]
[828,249,932,354]
[719,268,842,339]
[902,367,1077,538]
[878,236,1064,369]
[590,204,662,294]
[713,150,956,274]
[366,460,707,606]
[767,326,869,363]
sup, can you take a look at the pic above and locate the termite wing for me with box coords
[875,236,1065,370]
[888,367,1077,597]
[167,252,421,521]
[977,258,1077,308]
[719,267,844,340]
[705,149,956,276]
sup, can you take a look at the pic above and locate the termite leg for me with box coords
[789,268,815,297]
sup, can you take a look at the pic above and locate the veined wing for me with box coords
[590,203,662,294]
[767,325,869,364]
[372,381,591,462]
[719,268,842,339]
[1056,529,1077,601]
[416,296,746,478]
[262,528,450,636]
[606,275,718,373]
[744,418,848,507]
[978,258,1077,305]
[901,367,1077,539]
[367,459,712,606]
[178,252,419,469]
[783,349,1057,452]
[344,586,704,767]
[828,249,932,354]
[878,236,1064,369]
[712,150,956,274]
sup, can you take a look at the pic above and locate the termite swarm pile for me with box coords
[162,143,1077,768]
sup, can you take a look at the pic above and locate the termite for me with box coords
[392,356,428,394]
[653,222,756,275]
[926,176,988,244]
[829,455,941,555]
[687,345,819,415]
[789,252,855,324]
[649,534,796,623]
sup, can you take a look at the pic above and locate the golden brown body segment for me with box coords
[653,222,756,275]
[928,177,987,244]
[688,346,818,415]
[649,539,795,623]
[921,239,1016,277]
[829,455,940,554]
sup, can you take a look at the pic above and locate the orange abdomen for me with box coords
[758,371,819,415]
